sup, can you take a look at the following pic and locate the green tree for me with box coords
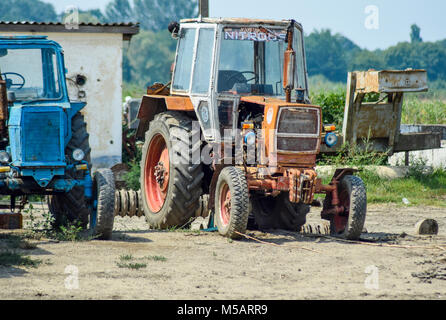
[410,24,422,43]
[59,9,107,24]
[133,0,198,31]
[384,42,446,81]
[305,29,349,82]
[349,49,385,71]
[105,0,134,23]
[124,30,177,85]
[0,0,57,22]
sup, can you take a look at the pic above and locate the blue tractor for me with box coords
[0,36,115,239]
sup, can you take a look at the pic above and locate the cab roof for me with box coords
[0,35,62,49]
[0,35,47,40]
[180,17,303,29]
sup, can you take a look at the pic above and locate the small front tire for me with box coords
[329,175,367,240]
[214,167,250,239]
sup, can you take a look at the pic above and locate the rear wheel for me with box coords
[47,113,91,228]
[140,112,203,229]
[251,193,310,231]
[327,175,367,240]
[214,167,250,239]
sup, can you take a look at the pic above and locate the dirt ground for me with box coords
[1,203,445,300]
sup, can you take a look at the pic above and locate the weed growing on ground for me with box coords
[116,253,167,269]
[25,205,91,242]
[146,255,167,262]
[0,234,42,268]
[0,251,42,268]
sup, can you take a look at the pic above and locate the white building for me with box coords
[0,21,139,169]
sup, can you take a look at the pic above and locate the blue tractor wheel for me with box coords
[47,113,91,228]
[89,168,115,240]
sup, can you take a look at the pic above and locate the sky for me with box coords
[43,0,446,50]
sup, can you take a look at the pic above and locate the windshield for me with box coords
[218,26,306,96]
[0,47,62,101]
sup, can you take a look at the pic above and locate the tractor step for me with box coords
[0,212,23,229]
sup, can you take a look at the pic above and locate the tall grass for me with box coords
[359,167,446,207]
[402,97,446,124]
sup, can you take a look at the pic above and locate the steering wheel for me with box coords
[227,71,259,84]
[1,72,25,90]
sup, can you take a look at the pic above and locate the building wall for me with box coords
[0,31,123,170]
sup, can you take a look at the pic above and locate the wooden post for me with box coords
[199,0,209,18]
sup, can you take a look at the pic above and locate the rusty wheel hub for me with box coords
[154,161,168,190]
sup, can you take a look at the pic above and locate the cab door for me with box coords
[171,24,217,142]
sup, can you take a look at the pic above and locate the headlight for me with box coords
[72,148,85,161]
[324,132,338,148]
[244,131,256,146]
[0,151,10,164]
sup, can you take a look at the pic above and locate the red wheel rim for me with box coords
[333,189,350,233]
[219,183,231,226]
[144,134,170,213]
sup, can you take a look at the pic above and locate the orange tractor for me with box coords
[134,18,367,240]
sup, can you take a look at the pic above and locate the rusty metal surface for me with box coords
[394,132,442,152]
[0,212,22,229]
[0,79,7,136]
[247,168,317,204]
[353,103,395,138]
[340,70,439,155]
[180,18,302,30]
[355,70,428,93]
[114,189,144,218]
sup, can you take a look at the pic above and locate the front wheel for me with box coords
[89,168,115,240]
[214,167,250,239]
[328,175,367,240]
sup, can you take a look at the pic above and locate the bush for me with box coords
[319,138,389,167]
[310,89,346,127]
[124,160,141,190]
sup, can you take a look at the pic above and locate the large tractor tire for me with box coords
[251,193,310,232]
[325,175,367,240]
[47,113,91,228]
[214,166,250,239]
[89,168,115,240]
[140,111,204,229]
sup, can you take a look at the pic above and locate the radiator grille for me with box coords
[278,108,319,135]
[23,111,62,162]
[276,107,320,153]
[277,137,319,152]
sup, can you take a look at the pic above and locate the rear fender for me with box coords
[331,168,359,182]
[136,95,194,138]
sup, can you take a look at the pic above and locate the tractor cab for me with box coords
[0,36,67,105]
[170,18,309,142]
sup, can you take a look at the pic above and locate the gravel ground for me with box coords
[0,203,445,300]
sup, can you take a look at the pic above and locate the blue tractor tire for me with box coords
[90,168,115,240]
[47,113,91,228]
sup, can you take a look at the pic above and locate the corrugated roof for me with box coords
[0,21,140,39]
[0,21,137,27]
